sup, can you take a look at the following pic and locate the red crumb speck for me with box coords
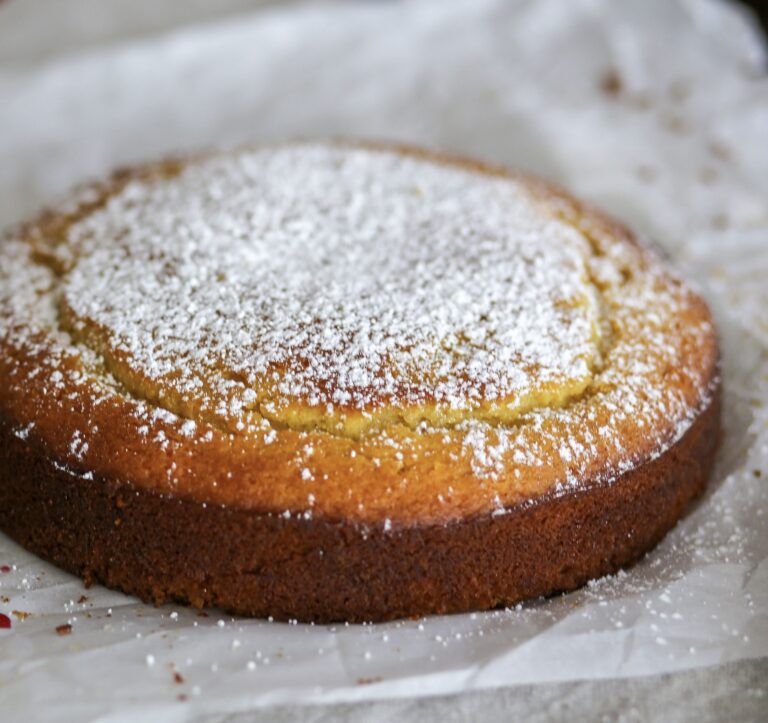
[56,623,73,636]
[0,565,11,573]
[0,613,11,629]
[357,676,383,685]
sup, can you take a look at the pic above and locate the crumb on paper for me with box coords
[600,69,623,96]
[356,677,383,685]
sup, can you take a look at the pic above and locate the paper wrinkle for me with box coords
[0,0,766,718]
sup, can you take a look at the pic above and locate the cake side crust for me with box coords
[0,383,719,623]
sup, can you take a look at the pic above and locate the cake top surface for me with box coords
[0,144,718,523]
[59,144,598,436]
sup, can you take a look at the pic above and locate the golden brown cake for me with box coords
[0,142,719,622]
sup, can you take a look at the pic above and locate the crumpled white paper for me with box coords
[1,0,766,720]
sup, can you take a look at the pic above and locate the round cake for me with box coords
[0,143,719,622]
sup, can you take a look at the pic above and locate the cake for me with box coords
[0,142,720,623]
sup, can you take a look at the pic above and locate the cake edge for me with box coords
[0,378,720,623]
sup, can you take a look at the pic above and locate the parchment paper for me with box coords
[0,0,766,720]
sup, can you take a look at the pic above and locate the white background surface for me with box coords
[0,1,767,720]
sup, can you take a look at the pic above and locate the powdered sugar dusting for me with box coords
[0,143,715,494]
[55,144,600,433]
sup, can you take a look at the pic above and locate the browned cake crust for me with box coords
[0,387,718,622]
[0,143,720,622]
